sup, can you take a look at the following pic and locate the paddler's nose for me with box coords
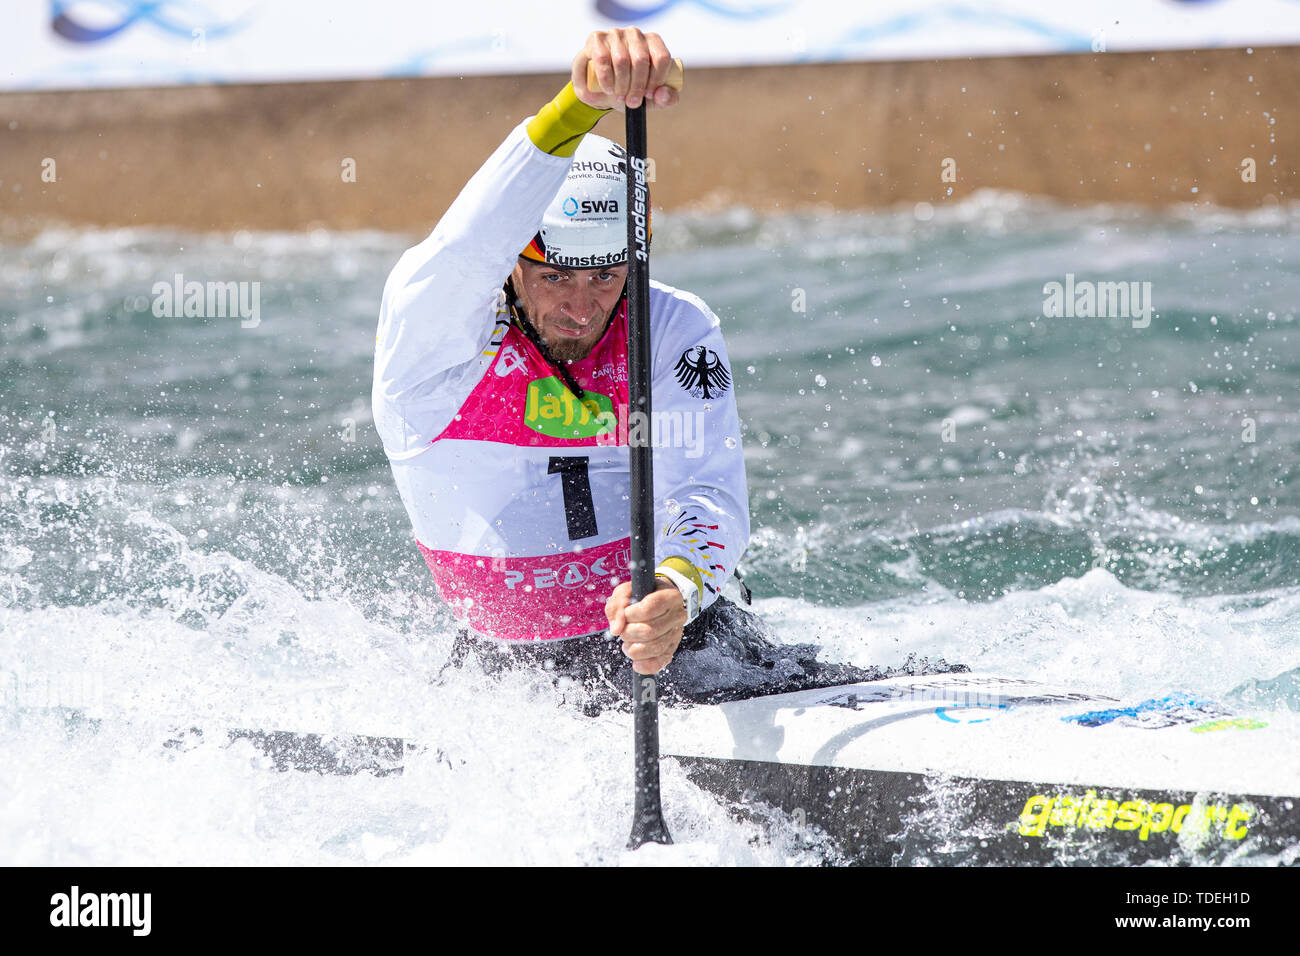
[562,288,601,326]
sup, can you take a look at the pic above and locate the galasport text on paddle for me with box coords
[589,57,684,849]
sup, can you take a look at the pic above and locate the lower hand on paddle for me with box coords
[572,28,681,112]
[606,578,688,674]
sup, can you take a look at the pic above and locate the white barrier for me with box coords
[7,0,1300,91]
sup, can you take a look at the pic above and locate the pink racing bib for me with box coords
[404,304,635,641]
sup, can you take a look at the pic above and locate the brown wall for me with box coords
[0,45,1294,237]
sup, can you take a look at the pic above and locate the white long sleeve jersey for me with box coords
[372,119,749,641]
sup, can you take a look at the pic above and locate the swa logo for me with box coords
[563,197,619,216]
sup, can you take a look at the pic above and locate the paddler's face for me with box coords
[511,259,628,362]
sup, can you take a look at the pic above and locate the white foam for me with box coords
[763,569,1300,702]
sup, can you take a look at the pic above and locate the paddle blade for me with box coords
[628,807,673,849]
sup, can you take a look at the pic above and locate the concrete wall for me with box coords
[0,45,1294,237]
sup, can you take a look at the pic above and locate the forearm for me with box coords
[655,482,749,610]
[410,81,610,287]
[527,82,611,157]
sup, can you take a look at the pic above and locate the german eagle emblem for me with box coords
[674,346,731,399]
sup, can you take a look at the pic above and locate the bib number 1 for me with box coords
[548,456,597,540]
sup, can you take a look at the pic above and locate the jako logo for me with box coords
[50,886,151,936]
[494,344,526,377]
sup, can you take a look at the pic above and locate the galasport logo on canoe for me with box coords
[502,548,631,591]
[1016,790,1254,842]
[524,375,615,439]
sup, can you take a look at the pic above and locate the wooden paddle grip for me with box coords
[586,57,684,94]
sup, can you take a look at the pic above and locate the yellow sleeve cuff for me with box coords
[526,81,611,157]
[656,556,703,597]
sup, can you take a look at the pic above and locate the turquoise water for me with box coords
[2,192,1298,864]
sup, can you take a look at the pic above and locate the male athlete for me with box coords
[373,30,888,707]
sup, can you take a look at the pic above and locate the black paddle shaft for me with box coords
[624,103,671,849]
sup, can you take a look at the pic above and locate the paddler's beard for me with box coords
[539,321,609,362]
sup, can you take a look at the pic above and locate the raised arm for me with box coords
[373,27,681,460]
[372,86,609,457]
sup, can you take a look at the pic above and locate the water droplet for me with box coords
[666,498,681,515]
[871,355,882,367]
[724,437,737,449]
[814,374,827,387]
